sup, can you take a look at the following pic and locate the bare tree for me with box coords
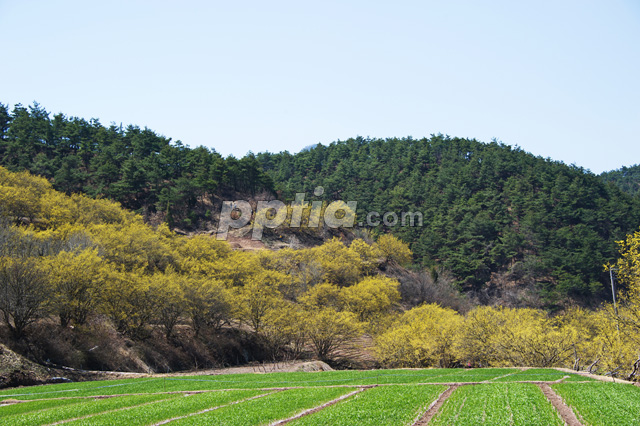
[391,265,471,312]
[0,258,49,338]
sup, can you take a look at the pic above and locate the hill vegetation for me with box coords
[0,102,273,230]
[3,102,640,307]
[2,166,640,382]
[258,137,640,305]
[600,164,640,198]
[3,102,640,383]
[0,165,416,374]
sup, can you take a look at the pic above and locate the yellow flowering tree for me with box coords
[375,304,463,368]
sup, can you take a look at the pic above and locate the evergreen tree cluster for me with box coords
[600,165,640,198]
[257,136,640,304]
[0,102,273,228]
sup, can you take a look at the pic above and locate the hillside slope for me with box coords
[3,157,640,381]
[3,101,639,306]
[0,165,415,373]
[258,136,640,304]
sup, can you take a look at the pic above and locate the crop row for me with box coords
[167,387,356,426]
[63,389,268,425]
[491,368,592,383]
[0,393,175,426]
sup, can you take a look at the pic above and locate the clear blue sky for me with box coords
[1,0,638,173]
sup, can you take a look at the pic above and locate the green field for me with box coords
[289,385,446,425]
[553,382,640,426]
[0,368,636,425]
[430,383,563,426]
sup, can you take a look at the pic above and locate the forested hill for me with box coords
[258,136,640,305]
[0,102,274,228]
[600,165,640,198]
[2,101,640,307]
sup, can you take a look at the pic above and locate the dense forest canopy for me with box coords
[0,102,274,228]
[257,136,640,304]
[600,164,640,198]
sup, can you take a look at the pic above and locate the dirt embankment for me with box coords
[0,347,332,391]
[0,344,54,388]
[1,342,152,389]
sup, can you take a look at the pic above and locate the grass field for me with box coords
[0,368,636,425]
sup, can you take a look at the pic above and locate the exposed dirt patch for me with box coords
[537,383,583,426]
[154,360,333,377]
[0,398,27,406]
[413,385,458,425]
[226,234,267,251]
[0,343,54,388]
[554,367,636,385]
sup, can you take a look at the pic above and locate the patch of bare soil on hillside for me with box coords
[0,344,53,388]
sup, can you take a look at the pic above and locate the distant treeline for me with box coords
[257,136,640,305]
[0,102,273,227]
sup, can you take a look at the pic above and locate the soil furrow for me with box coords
[412,384,458,425]
[537,383,583,426]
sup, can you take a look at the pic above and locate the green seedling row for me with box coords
[289,384,446,426]
[63,389,266,426]
[0,377,163,401]
[0,397,86,418]
[552,382,640,426]
[0,393,177,426]
[431,383,563,426]
[169,387,357,426]
[492,368,593,383]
